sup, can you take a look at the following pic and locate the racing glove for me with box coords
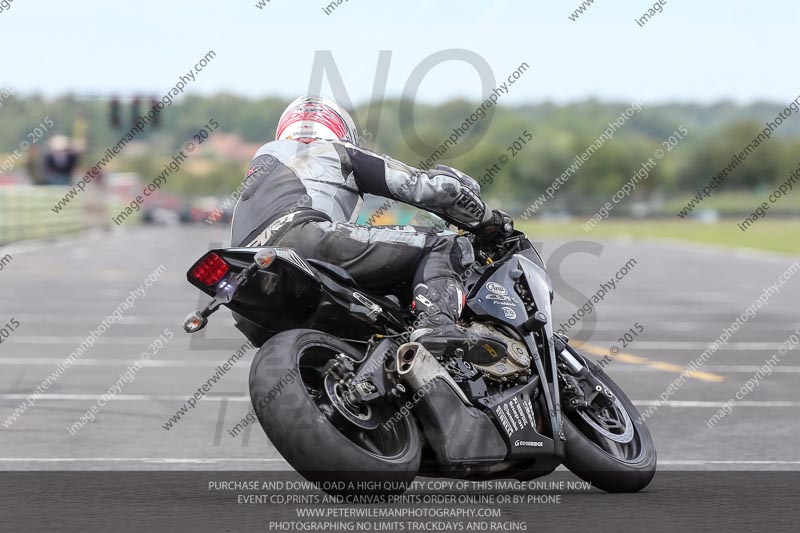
[475,209,514,245]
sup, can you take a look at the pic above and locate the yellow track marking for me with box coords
[575,343,726,383]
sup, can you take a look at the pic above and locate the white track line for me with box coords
[1,395,798,407]
[0,358,251,368]
[0,394,250,401]
[4,315,184,325]
[5,338,793,351]
[5,337,190,345]
[556,306,800,315]
[631,400,800,408]
[0,457,285,463]
[0,458,797,466]
[659,460,800,465]
[582,363,800,373]
[0,231,101,257]
[586,322,800,332]
[4,358,800,374]
[584,341,794,351]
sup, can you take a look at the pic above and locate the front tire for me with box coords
[562,358,656,493]
[249,329,421,492]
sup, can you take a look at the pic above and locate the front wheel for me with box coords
[561,358,656,493]
[249,329,421,493]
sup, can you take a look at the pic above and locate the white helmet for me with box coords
[275,95,359,145]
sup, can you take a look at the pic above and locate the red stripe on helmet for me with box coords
[276,103,349,141]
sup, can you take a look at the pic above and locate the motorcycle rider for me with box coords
[230,96,512,362]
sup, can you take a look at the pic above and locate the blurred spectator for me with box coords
[43,135,80,185]
[84,169,110,231]
[25,143,45,185]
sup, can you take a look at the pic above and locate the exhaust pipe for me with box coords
[395,343,508,464]
[396,342,470,405]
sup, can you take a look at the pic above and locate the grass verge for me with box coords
[516,219,800,255]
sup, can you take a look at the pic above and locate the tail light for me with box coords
[190,252,229,286]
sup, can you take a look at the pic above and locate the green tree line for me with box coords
[2,93,799,212]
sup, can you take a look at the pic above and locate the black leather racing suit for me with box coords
[230,140,496,349]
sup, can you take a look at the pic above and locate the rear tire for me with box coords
[249,329,421,493]
[562,359,656,493]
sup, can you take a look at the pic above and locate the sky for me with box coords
[1,0,798,105]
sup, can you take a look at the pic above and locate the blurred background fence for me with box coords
[0,186,85,245]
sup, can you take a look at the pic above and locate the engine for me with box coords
[465,323,531,383]
[437,322,533,406]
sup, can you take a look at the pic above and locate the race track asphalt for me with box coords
[1,226,798,471]
[0,225,798,531]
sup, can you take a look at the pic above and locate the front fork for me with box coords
[554,334,616,412]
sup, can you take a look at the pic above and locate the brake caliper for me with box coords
[559,366,616,412]
[560,371,589,412]
[322,353,380,407]
[322,353,355,381]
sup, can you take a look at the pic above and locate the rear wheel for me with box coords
[249,329,421,493]
[561,357,656,493]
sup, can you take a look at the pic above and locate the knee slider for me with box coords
[451,235,475,271]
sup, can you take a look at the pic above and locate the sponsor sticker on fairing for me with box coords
[486,282,508,295]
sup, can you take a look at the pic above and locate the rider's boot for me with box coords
[409,278,507,364]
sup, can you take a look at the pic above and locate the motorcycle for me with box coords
[183,223,656,493]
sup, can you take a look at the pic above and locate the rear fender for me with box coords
[188,247,408,337]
